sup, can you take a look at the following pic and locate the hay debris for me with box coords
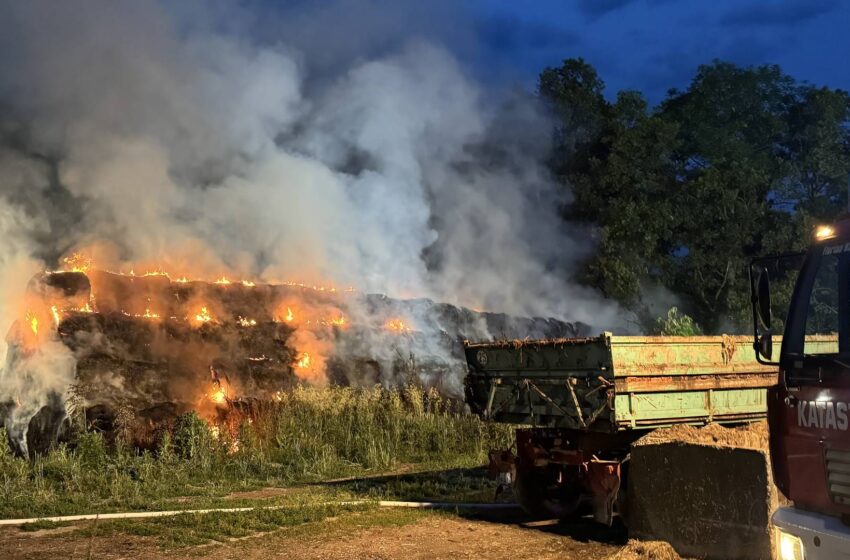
[633,421,768,450]
[608,539,683,560]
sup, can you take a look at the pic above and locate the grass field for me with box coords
[0,385,512,521]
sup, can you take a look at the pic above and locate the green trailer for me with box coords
[463,333,787,525]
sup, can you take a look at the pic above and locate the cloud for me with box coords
[721,0,836,27]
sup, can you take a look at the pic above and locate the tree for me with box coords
[539,58,850,333]
[779,87,850,218]
[538,58,610,180]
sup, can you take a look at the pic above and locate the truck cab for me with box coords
[752,219,850,559]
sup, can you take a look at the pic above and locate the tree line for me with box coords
[540,58,850,333]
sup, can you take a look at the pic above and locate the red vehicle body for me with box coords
[752,218,850,559]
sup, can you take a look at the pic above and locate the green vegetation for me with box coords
[51,504,438,549]
[19,519,71,532]
[330,466,497,503]
[75,503,371,548]
[0,385,511,519]
[653,307,703,336]
[541,58,850,332]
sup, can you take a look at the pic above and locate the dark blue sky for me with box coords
[248,0,849,104]
[466,0,850,103]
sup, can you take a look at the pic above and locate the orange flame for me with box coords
[210,387,227,404]
[285,307,295,322]
[384,318,412,333]
[238,317,257,327]
[51,305,62,327]
[62,252,92,273]
[194,306,213,324]
[214,277,231,285]
[26,312,38,335]
[295,352,312,369]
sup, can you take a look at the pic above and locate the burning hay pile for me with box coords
[1,265,584,456]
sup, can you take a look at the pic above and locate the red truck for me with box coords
[751,220,850,559]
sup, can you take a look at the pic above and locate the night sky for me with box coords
[468,0,850,102]
[251,0,849,104]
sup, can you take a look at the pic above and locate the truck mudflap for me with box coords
[489,428,630,525]
[772,506,850,560]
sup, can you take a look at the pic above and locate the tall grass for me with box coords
[0,385,512,518]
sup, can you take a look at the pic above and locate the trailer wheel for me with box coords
[513,464,583,519]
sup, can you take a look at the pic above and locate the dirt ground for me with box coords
[0,509,661,560]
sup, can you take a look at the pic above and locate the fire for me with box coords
[281,280,339,293]
[384,318,413,333]
[26,312,38,335]
[210,387,227,404]
[295,352,312,369]
[62,252,92,273]
[43,258,368,385]
[194,306,213,324]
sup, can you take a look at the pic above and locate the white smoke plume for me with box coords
[0,153,76,454]
[0,0,628,449]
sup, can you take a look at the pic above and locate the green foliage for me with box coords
[75,431,109,468]
[541,58,850,333]
[0,427,13,462]
[20,519,70,532]
[77,503,368,548]
[653,307,703,336]
[0,385,511,519]
[172,412,213,462]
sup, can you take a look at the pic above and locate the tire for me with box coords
[513,463,583,519]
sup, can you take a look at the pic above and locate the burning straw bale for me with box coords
[2,269,583,455]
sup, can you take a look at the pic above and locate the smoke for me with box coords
[0,0,628,450]
[0,153,76,454]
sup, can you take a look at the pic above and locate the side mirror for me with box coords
[758,332,773,360]
[757,269,772,330]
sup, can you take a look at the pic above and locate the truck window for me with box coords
[802,250,842,354]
